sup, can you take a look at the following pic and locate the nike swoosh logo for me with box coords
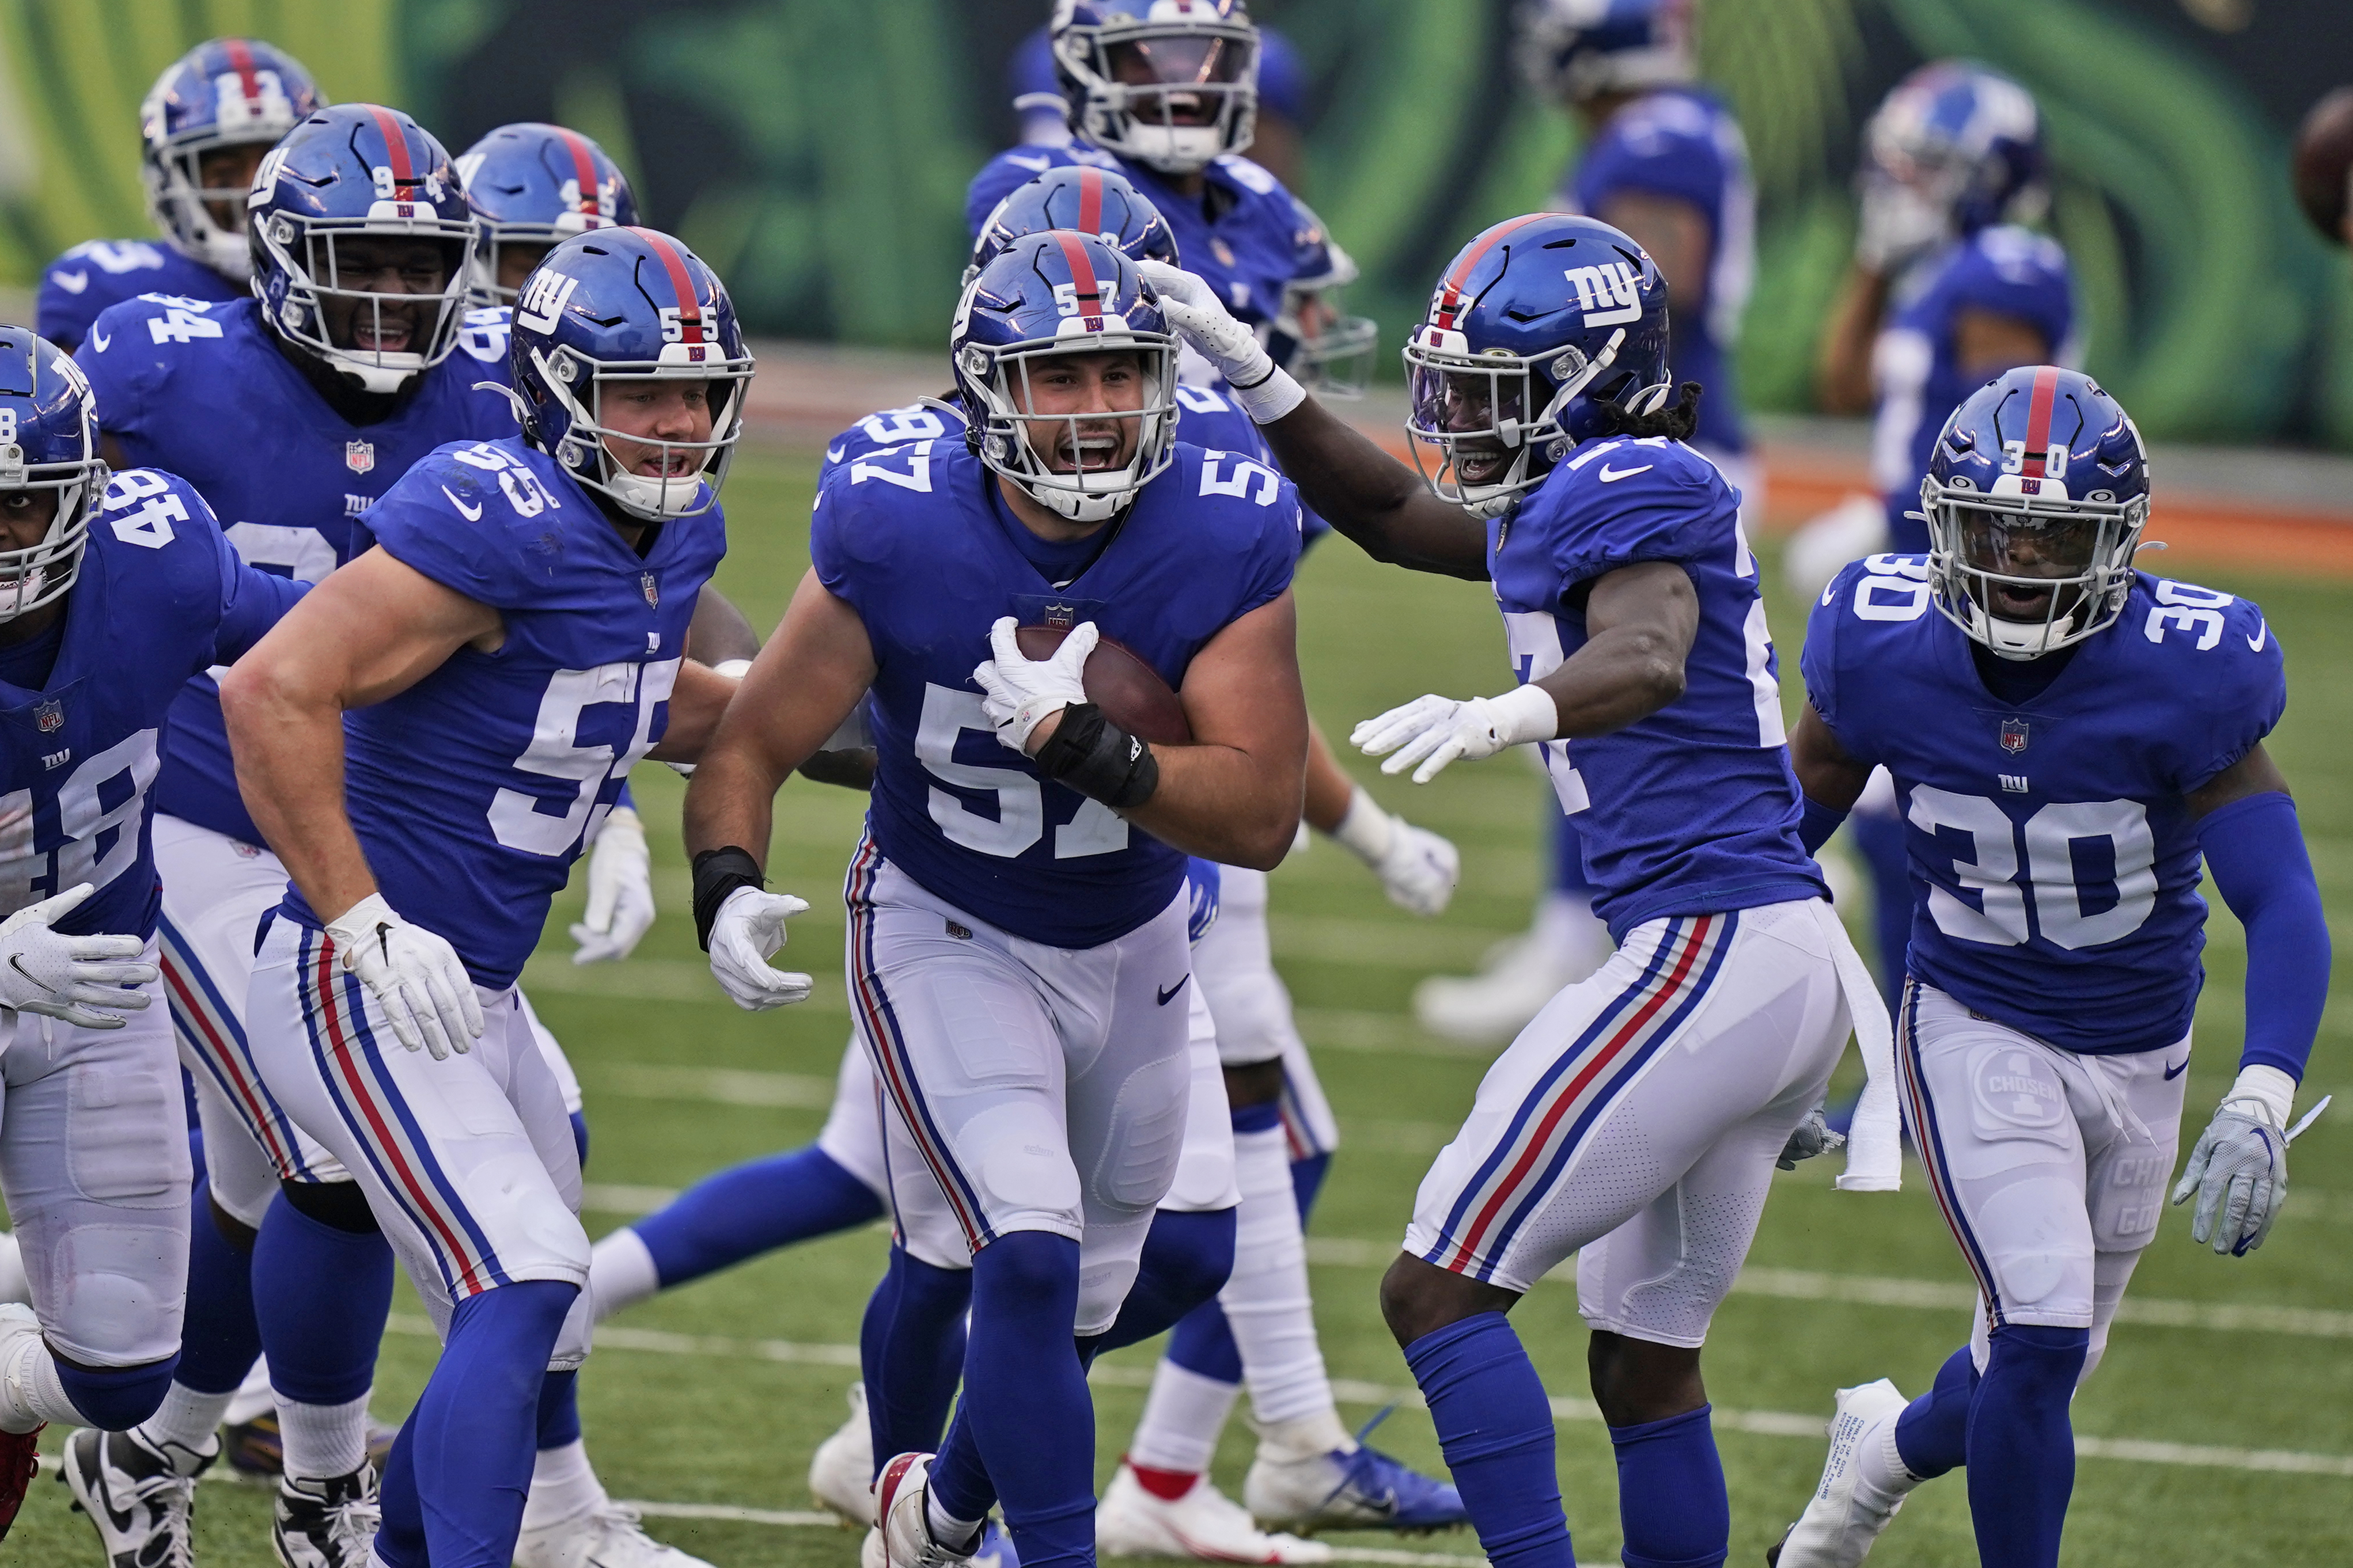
[1597,463,1653,483]
[2163,1057,2189,1081]
[1007,154,1052,172]
[825,446,845,463]
[2246,618,2268,652]
[7,954,55,994]
[1156,976,1188,1007]
[441,485,484,521]
[88,328,110,352]
[52,271,86,293]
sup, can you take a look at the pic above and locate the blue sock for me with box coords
[252,1194,395,1406]
[931,1232,1094,1568]
[1609,1405,1727,1568]
[537,1369,582,1450]
[1165,1297,1244,1384]
[860,1244,971,1472]
[1965,1325,2086,1568]
[569,1111,589,1169]
[176,1178,263,1396]
[1404,1313,1574,1568]
[1290,1149,1332,1220]
[376,1279,578,1568]
[1100,1208,1234,1353]
[1893,1346,1977,1479]
[1850,812,1911,1006]
[636,1145,884,1289]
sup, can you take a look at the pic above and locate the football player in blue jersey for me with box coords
[0,329,307,1542]
[681,231,1308,1568]
[1770,368,2330,1568]
[455,122,639,307]
[1141,212,1896,1568]
[217,226,753,1568]
[37,38,324,354]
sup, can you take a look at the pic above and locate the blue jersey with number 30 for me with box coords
[1490,436,1823,939]
[276,438,722,989]
[812,439,1298,947]
[1803,557,2284,1055]
[77,294,520,847]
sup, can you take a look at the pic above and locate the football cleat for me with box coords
[1244,1414,1468,1536]
[0,1303,44,1544]
[1098,1460,1331,1563]
[62,1423,214,1566]
[271,1464,381,1568]
[810,1381,877,1524]
[1769,1379,1914,1567]
[876,1452,978,1568]
[224,1410,403,1478]
[514,1499,715,1568]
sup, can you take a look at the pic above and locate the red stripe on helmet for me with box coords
[554,127,603,221]
[366,105,417,189]
[2021,365,2059,479]
[1432,213,1551,330]
[223,38,260,105]
[1076,168,1104,240]
[1052,230,1107,328]
[634,227,707,344]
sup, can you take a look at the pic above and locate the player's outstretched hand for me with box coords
[1776,1102,1847,1171]
[571,804,655,965]
[326,894,484,1061]
[0,883,158,1031]
[1135,260,1302,425]
[1351,688,1559,785]
[708,886,814,1012]
[974,616,1095,754]
[2171,1099,2289,1256]
[1332,790,1460,917]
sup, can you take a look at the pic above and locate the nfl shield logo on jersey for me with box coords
[345,441,374,474]
[1999,717,2030,754]
[641,572,659,608]
[1044,601,1076,628]
[33,700,62,733]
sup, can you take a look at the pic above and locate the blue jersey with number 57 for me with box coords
[1490,436,1823,939]
[1802,557,2284,1056]
[812,439,1298,947]
[0,470,302,940]
[275,438,722,989]
[77,294,520,848]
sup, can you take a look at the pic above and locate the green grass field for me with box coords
[17,440,2353,1566]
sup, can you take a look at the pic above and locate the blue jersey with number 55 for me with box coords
[275,438,722,989]
[77,294,520,848]
[812,438,1298,947]
[1803,557,2284,1055]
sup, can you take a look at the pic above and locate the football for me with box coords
[1014,624,1192,745]
[2291,86,2353,244]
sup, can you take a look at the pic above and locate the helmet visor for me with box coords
[1950,504,2102,624]
[1102,29,1254,126]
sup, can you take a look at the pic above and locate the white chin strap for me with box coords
[199,227,253,282]
[605,469,706,519]
[329,350,426,396]
[1125,124,1223,174]
[1028,462,1139,523]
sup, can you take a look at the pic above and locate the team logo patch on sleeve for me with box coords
[345,440,374,474]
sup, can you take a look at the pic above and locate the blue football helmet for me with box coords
[454,123,640,307]
[952,230,1179,523]
[1514,0,1693,107]
[968,165,1180,288]
[1921,366,2149,660]
[1863,61,2045,242]
[511,227,754,521]
[248,105,478,394]
[139,37,325,280]
[1402,212,1673,517]
[1052,0,1259,175]
[0,328,106,624]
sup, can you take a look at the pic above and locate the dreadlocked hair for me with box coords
[1591,379,1704,442]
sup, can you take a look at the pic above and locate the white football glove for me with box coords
[972,616,1095,754]
[570,805,655,965]
[1135,260,1304,425]
[0,883,157,1031]
[708,886,814,1012]
[1351,686,1559,785]
[2172,1067,2297,1256]
[1853,173,1950,276]
[326,893,484,1060]
[1331,788,1460,917]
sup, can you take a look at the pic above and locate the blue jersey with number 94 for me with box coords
[276,437,722,988]
[1802,556,2284,1056]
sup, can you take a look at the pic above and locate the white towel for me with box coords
[1821,905,1902,1192]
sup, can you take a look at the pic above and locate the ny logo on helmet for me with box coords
[1565,261,1642,328]
[516,271,581,335]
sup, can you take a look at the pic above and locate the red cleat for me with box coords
[0,1421,43,1543]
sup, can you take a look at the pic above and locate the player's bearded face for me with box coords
[1009,350,1146,475]
[1957,507,2098,621]
[598,379,716,480]
[319,235,455,356]
[195,143,270,232]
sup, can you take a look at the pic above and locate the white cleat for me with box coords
[812,1381,877,1525]
[876,1452,976,1568]
[1780,493,1890,606]
[1411,909,1609,1045]
[1098,1461,1332,1564]
[1770,1379,1915,1568]
[514,1501,716,1568]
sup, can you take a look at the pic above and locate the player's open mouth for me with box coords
[1056,432,1126,473]
[1453,444,1510,484]
[1988,580,2062,618]
[353,318,414,354]
[632,451,700,479]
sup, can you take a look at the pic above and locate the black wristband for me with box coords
[691,846,765,952]
[1034,703,1160,808]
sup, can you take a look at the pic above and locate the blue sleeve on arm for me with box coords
[2197,791,2330,1081]
[211,565,308,667]
[1799,796,1849,857]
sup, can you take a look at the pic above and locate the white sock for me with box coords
[926,1490,982,1551]
[276,1389,372,1482]
[223,1355,275,1426]
[1856,1416,1923,1510]
[0,1327,86,1432]
[0,1233,26,1307]
[1129,1358,1243,1475]
[137,1380,233,1455]
[588,1229,661,1323]
[1223,1123,1340,1433]
[521,1438,609,1531]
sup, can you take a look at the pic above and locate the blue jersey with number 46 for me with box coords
[276,438,723,989]
[0,470,302,940]
[1802,557,2284,1056]
[1490,436,1823,939]
[812,438,1298,947]
[77,294,520,848]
